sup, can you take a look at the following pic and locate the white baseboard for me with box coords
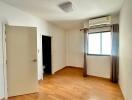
[52,66,66,74]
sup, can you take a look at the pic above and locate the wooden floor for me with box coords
[9,67,124,100]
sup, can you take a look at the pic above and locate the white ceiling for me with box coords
[0,0,124,29]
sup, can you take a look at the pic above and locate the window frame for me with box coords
[87,31,112,56]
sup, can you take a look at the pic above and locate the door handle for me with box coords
[32,59,37,62]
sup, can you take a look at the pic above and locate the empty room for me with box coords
[0,0,132,100]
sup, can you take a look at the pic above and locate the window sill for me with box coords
[87,54,111,56]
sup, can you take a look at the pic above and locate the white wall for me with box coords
[119,0,132,99]
[40,23,66,74]
[36,21,66,79]
[66,28,111,78]
[0,1,66,81]
[87,56,111,78]
[66,29,84,68]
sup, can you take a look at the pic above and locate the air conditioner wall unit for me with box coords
[89,16,111,27]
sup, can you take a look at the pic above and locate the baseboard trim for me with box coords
[8,92,39,98]
[87,75,111,81]
[53,66,83,74]
[50,66,111,81]
[118,84,125,100]
[65,66,83,69]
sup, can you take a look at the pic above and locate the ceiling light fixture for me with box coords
[58,1,74,13]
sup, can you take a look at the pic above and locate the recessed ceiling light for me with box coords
[58,1,74,13]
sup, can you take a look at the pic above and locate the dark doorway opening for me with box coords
[42,35,52,75]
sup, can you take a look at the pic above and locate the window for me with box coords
[88,32,111,55]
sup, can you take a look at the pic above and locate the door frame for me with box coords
[41,35,53,75]
[1,23,8,99]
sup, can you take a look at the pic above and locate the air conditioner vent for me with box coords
[89,16,111,27]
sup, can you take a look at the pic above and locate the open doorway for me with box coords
[42,35,52,76]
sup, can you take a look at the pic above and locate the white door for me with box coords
[6,25,38,97]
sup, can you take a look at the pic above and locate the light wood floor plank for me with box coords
[9,67,124,100]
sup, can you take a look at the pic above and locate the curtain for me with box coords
[111,24,119,83]
[83,28,88,77]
